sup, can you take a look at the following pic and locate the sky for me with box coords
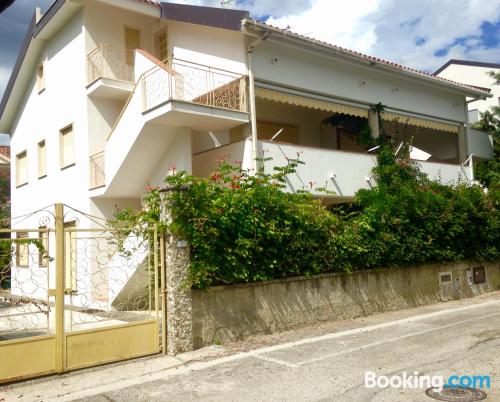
[0,0,499,143]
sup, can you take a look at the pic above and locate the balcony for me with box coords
[193,139,472,202]
[86,44,135,100]
[141,58,249,131]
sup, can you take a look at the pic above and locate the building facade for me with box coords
[0,0,495,305]
[434,60,500,124]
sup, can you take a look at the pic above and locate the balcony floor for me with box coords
[143,99,249,131]
[87,78,134,101]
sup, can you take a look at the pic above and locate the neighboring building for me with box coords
[0,0,494,305]
[434,60,500,124]
[0,146,9,176]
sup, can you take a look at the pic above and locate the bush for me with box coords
[116,146,500,289]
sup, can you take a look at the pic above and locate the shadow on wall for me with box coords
[192,261,500,348]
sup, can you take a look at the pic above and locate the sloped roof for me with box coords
[433,59,500,76]
[243,19,492,98]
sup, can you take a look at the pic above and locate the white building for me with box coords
[434,59,500,124]
[0,0,495,306]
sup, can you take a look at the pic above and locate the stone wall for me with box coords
[192,261,500,347]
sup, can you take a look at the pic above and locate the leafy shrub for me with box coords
[116,145,500,289]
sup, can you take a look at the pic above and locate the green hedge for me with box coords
[116,146,500,289]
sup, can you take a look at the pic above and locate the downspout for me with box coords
[463,95,485,182]
[247,31,269,172]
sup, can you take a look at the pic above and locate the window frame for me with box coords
[38,140,47,179]
[59,124,75,169]
[16,150,28,187]
[38,227,49,267]
[16,232,30,268]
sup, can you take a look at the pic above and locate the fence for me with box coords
[142,58,247,112]
[0,204,164,383]
[87,44,135,85]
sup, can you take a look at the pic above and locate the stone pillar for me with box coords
[160,190,193,355]
[368,109,380,138]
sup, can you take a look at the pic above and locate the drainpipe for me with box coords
[247,31,269,172]
[463,96,484,182]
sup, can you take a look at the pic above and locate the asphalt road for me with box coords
[84,296,500,402]
[2,294,499,402]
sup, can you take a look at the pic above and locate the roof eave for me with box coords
[243,20,492,100]
[0,0,79,133]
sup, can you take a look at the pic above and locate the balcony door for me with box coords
[124,27,140,65]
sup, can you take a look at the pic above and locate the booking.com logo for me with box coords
[365,371,491,391]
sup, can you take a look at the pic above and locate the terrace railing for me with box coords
[87,44,135,85]
[142,58,247,112]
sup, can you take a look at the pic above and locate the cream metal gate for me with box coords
[0,204,164,383]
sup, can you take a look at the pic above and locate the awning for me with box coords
[255,88,368,118]
[381,111,459,133]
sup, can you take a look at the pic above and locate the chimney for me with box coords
[35,7,43,24]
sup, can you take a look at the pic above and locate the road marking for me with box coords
[9,298,498,401]
[253,354,299,368]
[296,311,500,366]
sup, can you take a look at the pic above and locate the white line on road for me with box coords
[296,311,500,366]
[32,298,500,401]
[253,354,299,368]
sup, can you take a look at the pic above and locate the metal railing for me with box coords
[142,58,247,113]
[89,151,105,189]
[87,44,135,85]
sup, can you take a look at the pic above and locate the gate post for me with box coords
[54,203,65,372]
[160,187,193,355]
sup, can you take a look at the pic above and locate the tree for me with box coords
[473,71,500,201]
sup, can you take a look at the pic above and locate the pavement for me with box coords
[1,291,499,402]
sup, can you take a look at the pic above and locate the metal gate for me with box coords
[0,204,164,383]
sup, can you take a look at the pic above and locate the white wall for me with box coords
[436,64,499,120]
[168,21,247,75]
[10,10,91,226]
[84,1,157,55]
[253,41,467,123]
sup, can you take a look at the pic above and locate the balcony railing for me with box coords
[87,44,135,85]
[89,151,105,190]
[142,58,247,113]
[193,139,473,197]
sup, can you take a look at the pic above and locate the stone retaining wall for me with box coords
[192,261,500,347]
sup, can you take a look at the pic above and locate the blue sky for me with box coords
[0,0,499,142]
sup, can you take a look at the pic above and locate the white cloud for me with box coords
[267,0,379,54]
[264,0,500,72]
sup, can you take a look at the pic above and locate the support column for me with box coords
[160,189,193,355]
[368,108,380,138]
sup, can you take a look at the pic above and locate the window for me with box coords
[37,63,45,93]
[124,27,140,65]
[16,232,29,267]
[38,227,49,267]
[60,125,75,168]
[16,151,28,186]
[38,140,46,178]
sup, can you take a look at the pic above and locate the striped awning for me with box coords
[381,111,459,133]
[255,88,368,118]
